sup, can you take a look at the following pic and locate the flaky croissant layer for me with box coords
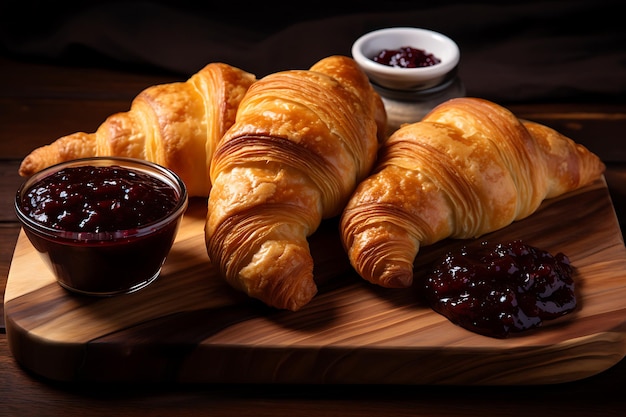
[340,97,606,289]
[18,63,257,197]
[205,55,387,311]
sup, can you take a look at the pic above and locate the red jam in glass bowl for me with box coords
[15,157,188,296]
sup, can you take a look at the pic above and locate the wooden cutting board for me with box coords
[5,177,626,385]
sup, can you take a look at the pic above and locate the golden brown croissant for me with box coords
[205,55,387,311]
[18,63,256,197]
[340,97,606,289]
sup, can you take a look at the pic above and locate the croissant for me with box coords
[340,97,606,288]
[205,55,387,311]
[18,63,256,197]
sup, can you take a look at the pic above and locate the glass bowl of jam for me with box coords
[15,157,188,296]
[351,27,460,91]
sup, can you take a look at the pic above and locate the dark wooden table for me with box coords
[1,54,626,416]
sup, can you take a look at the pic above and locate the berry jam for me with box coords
[372,46,441,68]
[17,162,186,296]
[420,240,576,338]
[22,165,178,233]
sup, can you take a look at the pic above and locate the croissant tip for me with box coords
[18,158,35,177]
[382,274,414,289]
[265,282,317,312]
[365,266,414,289]
[285,290,318,312]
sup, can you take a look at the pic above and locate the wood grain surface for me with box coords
[5,177,626,385]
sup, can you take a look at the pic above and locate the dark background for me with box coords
[1,0,624,104]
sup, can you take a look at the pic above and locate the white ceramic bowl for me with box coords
[352,27,460,91]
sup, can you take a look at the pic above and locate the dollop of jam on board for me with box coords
[22,165,178,233]
[420,240,577,338]
[372,46,441,68]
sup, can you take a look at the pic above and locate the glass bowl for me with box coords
[15,157,188,296]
